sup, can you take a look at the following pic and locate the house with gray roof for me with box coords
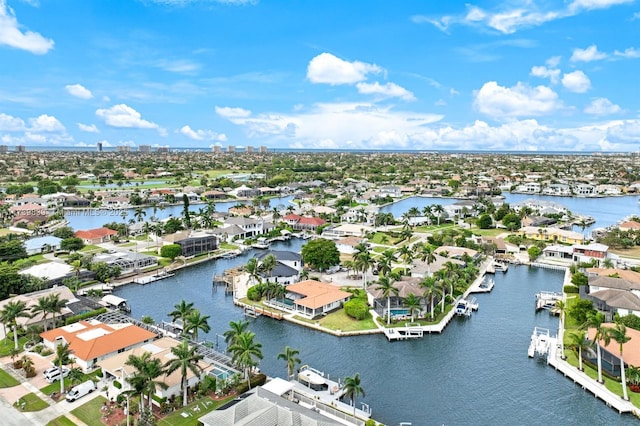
[24,236,62,255]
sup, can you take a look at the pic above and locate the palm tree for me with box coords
[277,346,301,379]
[568,330,587,371]
[607,322,631,400]
[259,254,278,278]
[163,339,204,407]
[126,352,168,414]
[352,243,373,289]
[168,300,195,328]
[1,301,31,350]
[582,311,606,383]
[403,293,422,321]
[420,276,440,320]
[377,249,396,277]
[53,342,73,395]
[555,300,566,359]
[418,244,436,276]
[228,331,263,388]
[184,310,211,342]
[342,373,365,417]
[134,207,147,223]
[375,275,399,325]
[244,258,262,286]
[398,245,413,275]
[31,296,52,332]
[223,320,250,350]
[433,204,445,225]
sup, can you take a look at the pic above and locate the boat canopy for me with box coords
[101,295,128,308]
[298,369,325,386]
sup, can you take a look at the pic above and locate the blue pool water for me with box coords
[389,308,410,316]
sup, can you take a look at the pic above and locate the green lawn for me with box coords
[0,368,20,388]
[79,245,102,253]
[158,396,235,426]
[471,228,513,237]
[71,395,107,425]
[0,336,27,356]
[316,309,377,332]
[15,392,49,412]
[46,416,77,426]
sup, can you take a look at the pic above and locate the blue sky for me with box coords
[0,0,639,151]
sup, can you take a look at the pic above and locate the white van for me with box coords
[44,366,70,383]
[65,380,96,402]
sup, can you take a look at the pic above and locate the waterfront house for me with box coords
[75,227,118,245]
[201,189,227,200]
[98,337,215,404]
[572,243,608,264]
[19,262,78,287]
[572,183,596,196]
[282,214,327,232]
[335,236,365,255]
[24,236,62,255]
[92,251,159,275]
[541,245,574,264]
[518,226,585,245]
[322,223,372,238]
[40,320,157,371]
[586,324,640,377]
[285,280,351,319]
[254,250,303,285]
[0,286,74,330]
[367,277,425,316]
[618,220,640,232]
[9,203,49,226]
[163,230,218,257]
[583,273,640,320]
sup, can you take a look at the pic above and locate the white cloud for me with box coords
[473,81,561,118]
[614,47,640,58]
[179,125,227,141]
[562,70,591,93]
[96,104,160,130]
[215,106,251,118]
[65,84,93,99]
[77,123,99,133]
[220,101,443,149]
[568,0,634,12]
[355,82,415,101]
[584,98,621,115]
[570,45,607,62]
[307,53,382,85]
[415,1,631,34]
[154,59,200,74]
[29,114,65,132]
[0,113,25,131]
[530,65,561,84]
[0,0,54,54]
[546,56,561,67]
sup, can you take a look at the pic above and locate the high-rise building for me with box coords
[227,145,235,153]
[259,146,268,153]
[156,146,169,153]
[97,142,103,152]
[15,145,26,153]
[0,145,8,154]
[246,146,254,154]
[212,145,222,154]
[138,145,151,153]
[116,146,131,153]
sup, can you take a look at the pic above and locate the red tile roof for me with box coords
[40,321,157,361]
[75,227,118,240]
[286,280,351,309]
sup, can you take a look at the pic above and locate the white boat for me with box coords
[528,327,551,358]
[251,237,270,249]
[493,261,508,272]
[455,299,472,317]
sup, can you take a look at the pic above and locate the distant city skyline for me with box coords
[0,0,639,152]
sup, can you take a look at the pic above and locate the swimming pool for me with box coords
[390,308,410,317]
[209,364,237,380]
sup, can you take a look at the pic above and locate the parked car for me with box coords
[65,380,96,402]
[44,366,70,383]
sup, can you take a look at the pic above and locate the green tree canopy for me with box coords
[160,244,182,260]
[301,238,340,272]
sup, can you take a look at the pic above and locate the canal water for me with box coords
[114,237,638,425]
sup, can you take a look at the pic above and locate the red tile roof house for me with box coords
[283,214,326,232]
[40,320,157,371]
[285,280,351,319]
[75,227,118,245]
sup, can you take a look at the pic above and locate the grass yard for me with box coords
[472,228,513,237]
[317,309,377,332]
[46,416,77,426]
[0,336,27,356]
[609,246,640,258]
[158,396,235,426]
[15,392,49,412]
[0,368,20,388]
[71,395,107,425]
[79,245,102,253]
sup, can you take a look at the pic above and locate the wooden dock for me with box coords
[383,325,424,341]
[545,336,639,415]
[234,300,284,320]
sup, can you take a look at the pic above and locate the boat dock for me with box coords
[532,329,640,415]
[133,270,175,285]
[234,300,284,320]
[535,291,563,311]
[383,323,424,341]
[527,327,551,358]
